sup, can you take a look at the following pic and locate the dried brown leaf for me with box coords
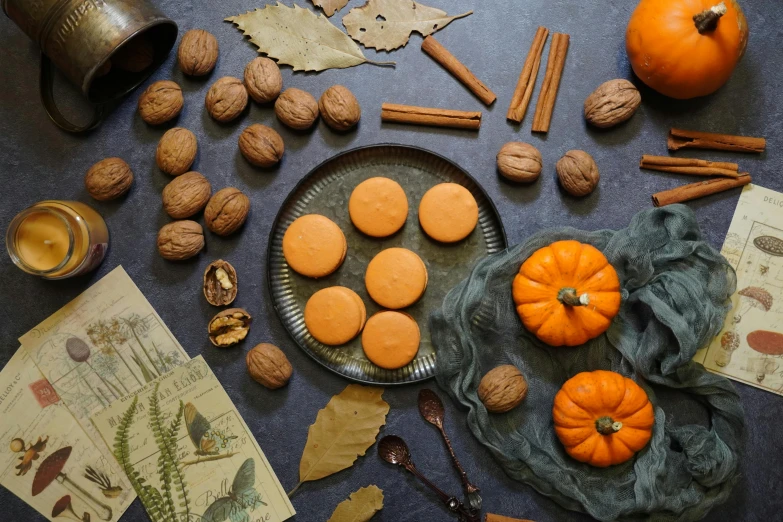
[311,0,350,17]
[327,485,384,522]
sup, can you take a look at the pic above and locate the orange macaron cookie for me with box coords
[362,311,421,370]
[365,247,428,309]
[418,183,479,243]
[283,214,347,278]
[304,286,367,346]
[349,177,409,237]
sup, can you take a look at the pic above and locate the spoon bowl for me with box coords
[378,435,411,466]
[418,388,446,427]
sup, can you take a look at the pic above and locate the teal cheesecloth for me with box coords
[431,205,745,521]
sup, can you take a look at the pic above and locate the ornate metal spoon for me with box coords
[419,388,482,511]
[378,435,479,522]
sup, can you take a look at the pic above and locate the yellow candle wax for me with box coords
[14,211,71,271]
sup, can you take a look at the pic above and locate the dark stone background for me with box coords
[1,0,781,520]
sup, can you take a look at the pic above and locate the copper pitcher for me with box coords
[3,0,177,132]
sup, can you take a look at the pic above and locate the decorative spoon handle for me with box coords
[439,425,481,498]
[403,462,477,520]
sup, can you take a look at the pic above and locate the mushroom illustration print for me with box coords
[753,236,783,257]
[745,330,783,383]
[733,286,773,324]
[714,331,741,367]
[10,435,48,476]
[52,495,91,521]
[32,447,113,521]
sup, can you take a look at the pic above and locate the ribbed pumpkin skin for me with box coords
[512,240,621,347]
[626,0,748,99]
[553,370,655,467]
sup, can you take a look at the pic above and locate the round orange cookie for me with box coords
[365,248,428,309]
[304,286,366,346]
[362,311,421,370]
[283,214,347,278]
[349,177,409,237]
[418,183,479,243]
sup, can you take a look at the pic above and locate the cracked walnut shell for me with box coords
[156,128,198,176]
[239,124,284,167]
[204,187,250,236]
[177,29,218,76]
[209,308,251,347]
[584,79,641,129]
[85,158,134,201]
[556,150,600,197]
[478,365,528,413]
[246,343,292,389]
[244,57,282,104]
[319,85,361,131]
[497,142,542,183]
[203,259,238,306]
[162,171,211,219]
[275,88,319,130]
[205,77,248,123]
[138,80,183,125]
[157,220,204,261]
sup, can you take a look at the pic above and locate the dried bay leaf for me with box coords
[343,0,472,52]
[327,485,384,522]
[226,3,393,72]
[290,385,389,495]
[311,0,350,17]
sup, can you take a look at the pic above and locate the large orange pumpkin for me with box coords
[553,370,655,467]
[626,0,749,99]
[512,240,621,347]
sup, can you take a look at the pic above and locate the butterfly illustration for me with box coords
[201,458,267,522]
[184,402,237,456]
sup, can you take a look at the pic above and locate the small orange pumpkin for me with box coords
[626,0,749,99]
[512,240,621,347]
[553,370,654,467]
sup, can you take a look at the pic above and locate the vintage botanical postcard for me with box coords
[91,356,295,522]
[0,346,134,521]
[19,266,189,462]
[695,184,783,395]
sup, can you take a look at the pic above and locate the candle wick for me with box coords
[43,240,53,246]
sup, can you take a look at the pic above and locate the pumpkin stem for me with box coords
[596,416,623,435]
[693,2,727,34]
[558,288,590,307]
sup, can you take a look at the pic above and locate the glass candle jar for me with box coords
[6,201,109,279]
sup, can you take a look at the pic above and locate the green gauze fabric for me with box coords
[431,205,745,521]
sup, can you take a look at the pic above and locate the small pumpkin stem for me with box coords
[596,416,623,435]
[693,2,727,34]
[558,288,590,307]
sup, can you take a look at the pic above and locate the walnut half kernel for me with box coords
[208,308,251,347]
[203,259,238,306]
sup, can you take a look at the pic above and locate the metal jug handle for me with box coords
[39,53,107,133]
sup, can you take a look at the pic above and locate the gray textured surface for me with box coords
[1,1,781,521]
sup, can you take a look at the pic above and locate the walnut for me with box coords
[162,171,211,219]
[239,124,284,167]
[204,188,250,236]
[177,29,219,76]
[157,220,204,261]
[478,365,528,413]
[205,77,248,123]
[156,128,198,176]
[84,158,134,201]
[496,142,542,183]
[275,88,319,130]
[246,343,292,389]
[556,150,600,197]
[244,57,282,104]
[203,259,238,306]
[584,79,641,128]
[208,308,251,347]
[319,85,361,131]
[138,80,183,125]
[113,35,154,72]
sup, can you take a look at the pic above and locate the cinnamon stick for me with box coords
[668,128,766,153]
[531,32,570,133]
[507,26,549,123]
[640,155,741,178]
[652,174,751,207]
[485,515,535,522]
[422,36,496,106]
[381,103,481,130]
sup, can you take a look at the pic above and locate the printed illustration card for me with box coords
[0,346,134,521]
[91,356,295,522]
[695,184,783,395]
[19,266,190,463]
